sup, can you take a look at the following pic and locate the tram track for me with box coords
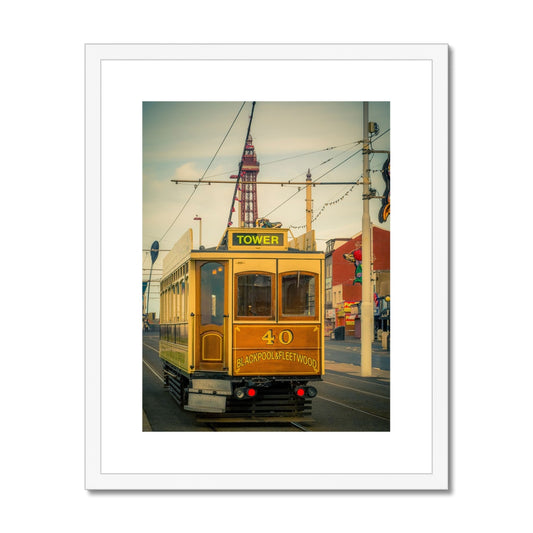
[290,421,309,431]
[143,357,164,383]
[315,394,390,422]
[325,369,390,388]
[205,421,309,432]
[143,334,389,430]
[322,378,389,399]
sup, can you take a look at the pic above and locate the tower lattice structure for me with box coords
[239,134,260,227]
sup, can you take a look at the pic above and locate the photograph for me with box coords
[142,101,391,431]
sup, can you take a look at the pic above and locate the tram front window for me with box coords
[236,273,272,317]
[281,273,316,317]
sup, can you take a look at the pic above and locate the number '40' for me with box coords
[261,329,294,345]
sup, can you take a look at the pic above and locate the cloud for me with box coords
[143,101,390,255]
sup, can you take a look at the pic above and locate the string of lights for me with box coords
[288,180,359,230]
[263,148,361,218]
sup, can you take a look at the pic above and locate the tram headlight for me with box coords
[305,386,318,398]
[234,387,246,400]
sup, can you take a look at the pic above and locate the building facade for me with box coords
[324,226,390,338]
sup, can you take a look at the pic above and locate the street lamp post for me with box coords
[193,215,202,248]
[145,240,159,320]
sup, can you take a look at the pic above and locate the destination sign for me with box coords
[232,232,284,247]
[226,228,289,250]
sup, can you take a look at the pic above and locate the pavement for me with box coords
[325,360,390,380]
[326,335,390,354]
[324,336,390,374]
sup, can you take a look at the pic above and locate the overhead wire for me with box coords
[262,141,360,169]
[263,128,390,219]
[226,101,256,228]
[157,101,246,244]
[287,142,363,183]
[179,140,362,181]
[263,149,360,218]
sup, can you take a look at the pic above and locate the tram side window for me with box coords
[236,273,272,318]
[281,273,316,317]
[201,262,225,326]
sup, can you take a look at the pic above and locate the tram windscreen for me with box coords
[281,273,316,316]
[236,274,272,317]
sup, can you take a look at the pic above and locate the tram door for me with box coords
[195,261,228,372]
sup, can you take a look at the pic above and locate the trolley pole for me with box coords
[361,102,373,377]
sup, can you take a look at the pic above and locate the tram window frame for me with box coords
[200,262,225,326]
[234,271,275,320]
[278,271,318,321]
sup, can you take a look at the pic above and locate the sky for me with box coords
[143,101,390,315]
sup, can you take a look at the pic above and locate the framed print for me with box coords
[85,43,448,490]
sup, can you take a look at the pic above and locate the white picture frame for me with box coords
[85,43,448,490]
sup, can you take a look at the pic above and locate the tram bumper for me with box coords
[184,376,320,416]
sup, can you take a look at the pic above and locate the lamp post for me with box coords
[145,240,159,321]
[193,215,202,248]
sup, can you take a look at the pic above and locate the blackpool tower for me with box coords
[238,134,260,227]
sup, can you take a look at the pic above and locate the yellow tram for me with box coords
[159,226,325,420]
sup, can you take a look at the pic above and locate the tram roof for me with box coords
[192,245,322,253]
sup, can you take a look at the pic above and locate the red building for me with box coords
[325,226,390,337]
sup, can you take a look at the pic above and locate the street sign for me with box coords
[150,241,159,264]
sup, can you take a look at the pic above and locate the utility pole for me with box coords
[306,168,312,232]
[361,102,373,377]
